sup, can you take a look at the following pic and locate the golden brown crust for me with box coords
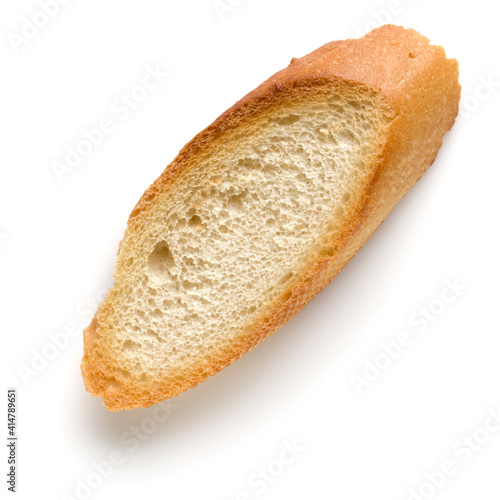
[81,25,460,410]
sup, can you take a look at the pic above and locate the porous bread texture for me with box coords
[87,84,393,405]
[82,25,460,410]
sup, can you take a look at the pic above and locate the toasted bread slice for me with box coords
[81,25,460,410]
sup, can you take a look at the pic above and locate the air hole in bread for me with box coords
[145,328,162,343]
[274,114,301,125]
[105,377,121,392]
[118,369,131,379]
[278,271,293,286]
[188,215,202,227]
[337,129,359,147]
[228,193,244,211]
[182,280,196,290]
[320,246,335,257]
[147,241,175,282]
[122,340,140,353]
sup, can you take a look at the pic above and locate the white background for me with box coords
[1,0,499,499]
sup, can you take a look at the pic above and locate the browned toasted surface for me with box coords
[81,25,460,411]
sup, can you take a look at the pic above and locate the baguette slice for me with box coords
[82,25,460,411]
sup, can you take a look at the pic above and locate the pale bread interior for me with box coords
[101,85,392,392]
